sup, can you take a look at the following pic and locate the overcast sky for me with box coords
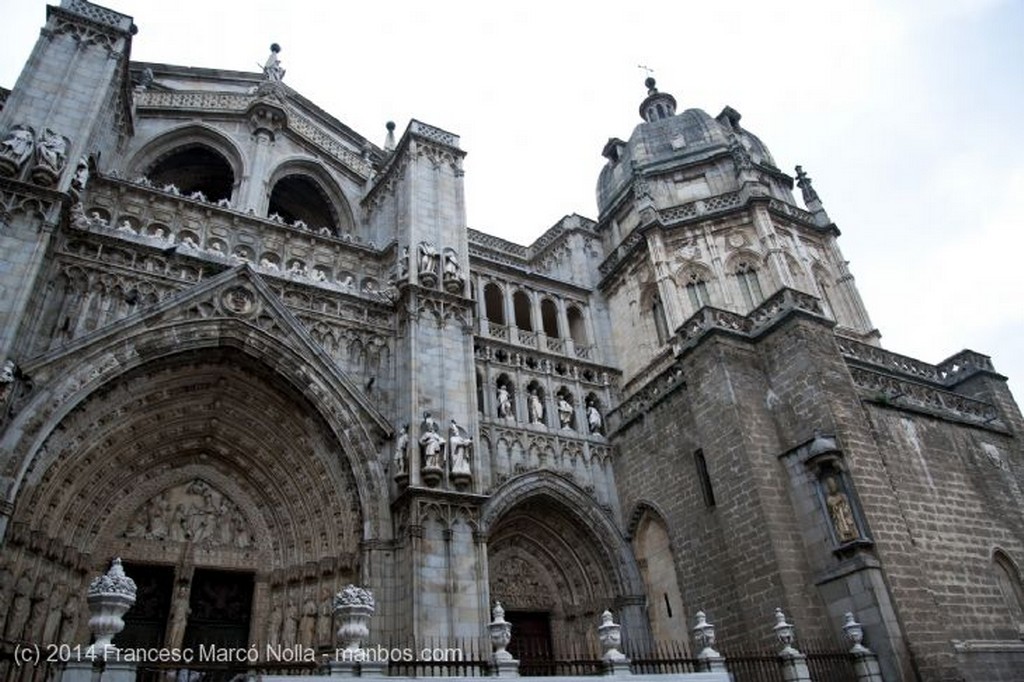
[2,0,1022,403]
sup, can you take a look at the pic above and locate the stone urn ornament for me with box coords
[334,585,375,653]
[489,601,513,662]
[692,610,721,658]
[85,558,136,658]
[773,607,799,657]
[597,609,626,662]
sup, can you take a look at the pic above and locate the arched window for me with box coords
[484,283,505,325]
[268,174,339,232]
[567,305,586,345]
[685,272,710,309]
[541,299,559,338]
[513,290,532,330]
[994,550,1024,625]
[147,144,234,203]
[734,261,763,308]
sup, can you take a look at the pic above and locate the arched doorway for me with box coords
[484,474,647,664]
[0,270,390,655]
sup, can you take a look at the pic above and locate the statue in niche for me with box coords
[0,124,34,175]
[824,475,858,543]
[317,587,333,646]
[528,389,544,425]
[393,423,409,476]
[557,396,574,429]
[42,583,66,643]
[419,412,445,470]
[58,592,80,644]
[496,383,513,419]
[35,128,67,174]
[4,571,32,639]
[442,247,463,290]
[586,399,603,434]
[262,43,286,81]
[267,600,283,648]
[398,246,410,280]
[282,598,299,645]
[71,156,89,193]
[166,583,190,649]
[0,359,16,403]
[300,591,317,647]
[27,572,52,642]
[448,419,473,476]
[418,241,439,278]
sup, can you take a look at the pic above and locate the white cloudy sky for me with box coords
[2,0,1022,402]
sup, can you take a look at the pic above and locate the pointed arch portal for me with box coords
[0,266,390,649]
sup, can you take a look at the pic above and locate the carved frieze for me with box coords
[122,479,253,547]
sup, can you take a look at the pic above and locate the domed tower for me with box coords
[595,79,876,385]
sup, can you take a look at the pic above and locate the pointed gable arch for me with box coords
[1,265,392,545]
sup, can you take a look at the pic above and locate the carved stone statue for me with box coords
[0,124,34,175]
[282,599,299,644]
[42,583,67,643]
[496,383,513,419]
[557,397,574,429]
[418,241,439,278]
[262,43,286,81]
[300,592,318,647]
[393,423,409,476]
[71,155,89,193]
[419,412,445,470]
[442,246,463,289]
[59,592,80,644]
[398,246,410,280]
[0,359,16,403]
[5,571,33,640]
[28,573,52,642]
[267,600,283,648]
[587,400,603,434]
[824,475,858,543]
[36,128,68,173]
[166,583,190,649]
[528,389,544,425]
[448,419,473,476]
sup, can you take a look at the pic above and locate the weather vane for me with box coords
[637,65,654,77]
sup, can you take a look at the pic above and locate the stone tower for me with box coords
[0,0,134,370]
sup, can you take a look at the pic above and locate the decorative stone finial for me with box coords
[842,612,871,654]
[333,585,375,652]
[490,601,514,663]
[645,76,657,94]
[86,558,137,657]
[384,121,397,152]
[773,608,800,657]
[597,609,626,662]
[693,610,719,656]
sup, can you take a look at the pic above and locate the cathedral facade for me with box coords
[1,2,1023,681]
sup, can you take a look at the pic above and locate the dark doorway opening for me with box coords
[115,563,174,648]
[182,568,254,650]
[506,610,553,667]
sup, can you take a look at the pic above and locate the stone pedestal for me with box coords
[59,660,135,682]
[327,660,359,678]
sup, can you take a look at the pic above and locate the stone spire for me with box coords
[795,165,833,228]
[639,77,677,122]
